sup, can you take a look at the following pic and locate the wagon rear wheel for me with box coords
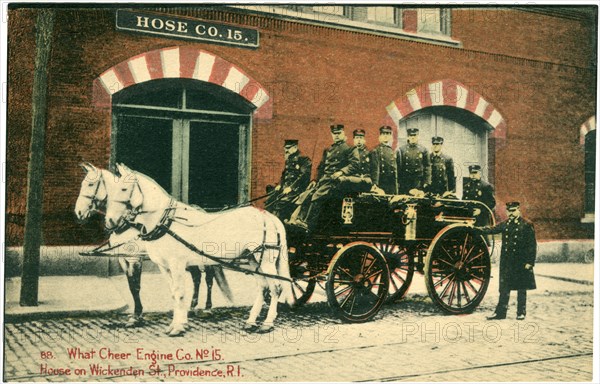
[326,242,389,322]
[424,225,491,314]
[375,242,415,303]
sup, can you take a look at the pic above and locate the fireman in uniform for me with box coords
[291,124,358,231]
[370,125,398,194]
[338,129,373,193]
[462,164,496,210]
[397,127,431,194]
[428,136,456,196]
[477,202,537,320]
[265,139,312,221]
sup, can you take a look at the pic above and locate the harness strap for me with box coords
[163,226,292,283]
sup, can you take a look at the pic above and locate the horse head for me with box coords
[75,162,107,223]
[103,163,143,230]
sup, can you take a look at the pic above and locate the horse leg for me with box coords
[168,265,189,337]
[120,258,144,328]
[205,267,215,311]
[157,265,177,334]
[245,277,266,332]
[187,266,201,310]
[259,260,282,333]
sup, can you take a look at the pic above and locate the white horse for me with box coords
[103,163,293,336]
[74,163,232,327]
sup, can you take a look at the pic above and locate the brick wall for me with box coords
[5,7,596,245]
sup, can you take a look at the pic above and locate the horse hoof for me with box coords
[243,323,259,333]
[256,324,274,334]
[190,300,199,310]
[168,328,186,337]
[124,316,144,328]
[165,324,174,334]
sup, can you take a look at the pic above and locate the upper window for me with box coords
[417,8,442,33]
[313,6,346,16]
[367,7,400,26]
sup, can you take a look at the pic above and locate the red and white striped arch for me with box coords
[384,79,506,139]
[580,116,596,145]
[93,46,272,119]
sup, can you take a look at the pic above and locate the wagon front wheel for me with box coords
[326,242,389,322]
[424,225,491,314]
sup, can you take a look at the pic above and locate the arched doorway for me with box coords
[93,46,272,208]
[385,79,505,198]
[112,78,255,209]
[397,106,490,198]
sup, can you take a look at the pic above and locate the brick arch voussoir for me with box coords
[385,79,506,139]
[93,46,271,118]
[580,115,596,145]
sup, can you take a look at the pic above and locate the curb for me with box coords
[3,304,129,323]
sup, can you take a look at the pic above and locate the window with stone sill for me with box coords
[417,8,451,35]
[367,6,401,26]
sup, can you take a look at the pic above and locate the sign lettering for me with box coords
[116,10,259,48]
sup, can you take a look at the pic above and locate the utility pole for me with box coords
[20,8,55,306]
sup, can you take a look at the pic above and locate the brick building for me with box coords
[5,4,597,249]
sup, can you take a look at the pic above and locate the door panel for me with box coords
[116,115,173,193]
[188,121,240,208]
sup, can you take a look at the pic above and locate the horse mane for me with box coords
[131,169,206,213]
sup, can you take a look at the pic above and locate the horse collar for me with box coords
[139,198,177,241]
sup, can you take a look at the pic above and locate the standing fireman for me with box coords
[397,128,431,194]
[265,139,312,221]
[462,164,496,210]
[428,136,456,196]
[478,202,537,320]
[370,125,398,194]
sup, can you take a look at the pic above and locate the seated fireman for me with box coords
[291,124,359,230]
[337,129,378,193]
[265,139,312,221]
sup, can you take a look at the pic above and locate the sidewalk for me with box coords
[3,262,595,322]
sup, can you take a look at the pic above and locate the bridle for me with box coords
[80,171,107,215]
[110,175,145,222]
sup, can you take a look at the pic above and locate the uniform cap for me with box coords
[284,139,298,147]
[506,201,520,210]
[468,164,482,172]
[353,129,366,137]
[379,125,393,134]
[407,128,419,136]
[330,124,345,133]
[432,136,444,144]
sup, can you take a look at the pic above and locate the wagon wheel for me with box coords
[424,225,491,314]
[375,242,415,303]
[326,242,390,323]
[289,259,317,308]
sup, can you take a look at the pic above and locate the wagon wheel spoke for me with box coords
[439,274,456,298]
[465,279,481,295]
[464,248,484,265]
[456,281,462,307]
[433,272,454,288]
[461,281,471,302]
[334,283,354,298]
[339,287,357,308]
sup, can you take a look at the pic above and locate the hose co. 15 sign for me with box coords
[116,10,259,48]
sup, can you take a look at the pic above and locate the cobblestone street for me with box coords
[4,285,594,382]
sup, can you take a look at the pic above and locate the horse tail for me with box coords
[271,215,293,305]
[212,266,234,303]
